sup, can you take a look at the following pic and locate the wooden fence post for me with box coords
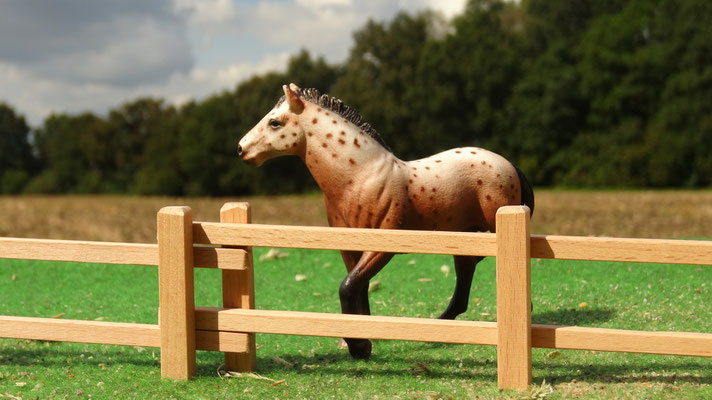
[496,206,532,390]
[220,202,256,372]
[158,207,196,380]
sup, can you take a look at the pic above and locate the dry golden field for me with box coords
[1,190,711,243]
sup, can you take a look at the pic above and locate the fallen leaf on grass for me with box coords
[52,313,65,319]
[421,391,442,400]
[578,302,589,309]
[546,350,561,359]
[410,362,432,376]
[260,248,289,262]
[418,278,432,282]
[440,265,450,277]
[294,274,308,282]
[368,280,381,292]
[270,356,295,368]
[521,379,554,400]
[221,371,286,386]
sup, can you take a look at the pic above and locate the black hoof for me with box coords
[346,339,372,359]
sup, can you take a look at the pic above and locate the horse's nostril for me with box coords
[237,144,243,157]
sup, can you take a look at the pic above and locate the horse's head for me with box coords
[238,83,306,166]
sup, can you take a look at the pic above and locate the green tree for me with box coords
[331,11,439,158]
[0,103,35,193]
[108,98,177,191]
[404,1,524,160]
[29,113,111,193]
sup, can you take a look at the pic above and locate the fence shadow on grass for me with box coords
[240,346,712,386]
[0,340,159,368]
[532,307,615,326]
[534,359,712,386]
[242,349,498,382]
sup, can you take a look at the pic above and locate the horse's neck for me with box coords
[300,112,398,205]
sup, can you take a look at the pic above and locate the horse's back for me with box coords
[405,147,522,231]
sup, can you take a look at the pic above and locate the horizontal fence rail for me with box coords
[0,315,249,353]
[531,235,712,265]
[193,223,498,256]
[193,308,712,358]
[195,307,499,345]
[193,222,712,265]
[0,237,247,270]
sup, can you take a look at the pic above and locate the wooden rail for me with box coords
[193,222,498,256]
[0,237,247,269]
[192,307,712,358]
[0,315,249,353]
[192,223,712,266]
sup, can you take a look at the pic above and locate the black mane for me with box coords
[277,87,391,152]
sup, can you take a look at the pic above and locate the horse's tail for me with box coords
[513,164,535,218]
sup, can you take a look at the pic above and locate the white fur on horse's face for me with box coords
[238,101,305,166]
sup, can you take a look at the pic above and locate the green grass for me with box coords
[1,248,711,399]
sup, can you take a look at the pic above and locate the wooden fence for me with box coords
[1,203,711,390]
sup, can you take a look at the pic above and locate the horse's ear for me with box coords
[283,84,304,114]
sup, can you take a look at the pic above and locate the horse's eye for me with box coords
[269,119,281,129]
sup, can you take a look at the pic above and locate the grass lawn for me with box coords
[1,246,711,399]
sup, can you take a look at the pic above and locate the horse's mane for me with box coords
[277,88,392,152]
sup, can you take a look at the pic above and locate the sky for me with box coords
[0,0,467,126]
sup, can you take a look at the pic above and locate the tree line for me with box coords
[2,0,711,196]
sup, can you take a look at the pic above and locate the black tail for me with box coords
[514,165,535,218]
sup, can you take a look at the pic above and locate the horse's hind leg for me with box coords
[438,255,483,320]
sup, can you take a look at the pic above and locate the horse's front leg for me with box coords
[339,251,393,359]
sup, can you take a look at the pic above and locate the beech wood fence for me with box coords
[1,202,711,390]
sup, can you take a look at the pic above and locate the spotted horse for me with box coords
[238,83,535,359]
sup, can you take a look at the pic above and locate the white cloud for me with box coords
[0,0,467,126]
[0,53,292,126]
[0,0,193,87]
[420,0,468,19]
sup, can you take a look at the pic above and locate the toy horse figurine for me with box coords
[238,83,534,359]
